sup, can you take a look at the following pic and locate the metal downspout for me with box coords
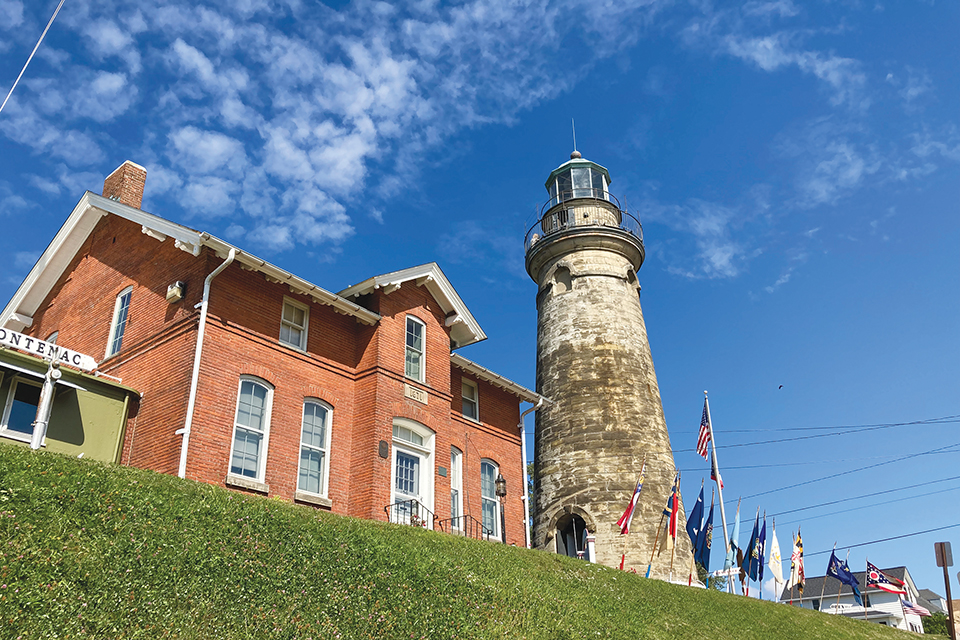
[177,248,235,478]
[519,396,545,549]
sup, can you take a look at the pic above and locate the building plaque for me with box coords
[404,383,427,404]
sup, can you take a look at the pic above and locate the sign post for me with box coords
[935,542,956,640]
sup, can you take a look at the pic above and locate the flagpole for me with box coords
[645,506,667,579]
[669,471,681,583]
[619,456,646,571]
[835,549,851,613]
[863,557,870,622]
[819,543,835,613]
[688,478,703,587]
[790,530,795,606]
[703,392,730,556]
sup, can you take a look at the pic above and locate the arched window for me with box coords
[46,331,59,345]
[105,286,133,358]
[480,459,499,538]
[298,399,332,496]
[228,377,273,482]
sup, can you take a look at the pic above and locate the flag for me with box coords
[696,493,715,569]
[724,501,740,571]
[767,522,783,598]
[826,551,862,606]
[866,561,907,596]
[710,453,724,490]
[740,511,759,584]
[658,474,679,556]
[697,399,711,460]
[616,464,646,535]
[902,600,931,617]
[748,513,765,582]
[787,528,805,595]
[686,484,705,549]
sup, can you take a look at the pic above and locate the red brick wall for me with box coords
[23,210,529,546]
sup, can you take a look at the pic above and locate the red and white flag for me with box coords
[696,399,711,460]
[616,463,646,535]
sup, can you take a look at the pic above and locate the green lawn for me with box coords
[0,444,919,639]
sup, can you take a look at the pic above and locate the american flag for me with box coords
[902,600,931,617]
[697,399,711,460]
[866,561,906,595]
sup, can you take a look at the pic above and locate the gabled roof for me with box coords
[780,566,915,601]
[1,191,380,331]
[451,353,548,404]
[338,263,486,348]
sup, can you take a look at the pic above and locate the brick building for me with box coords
[1,161,544,546]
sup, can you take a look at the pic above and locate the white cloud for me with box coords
[14,250,39,271]
[82,19,141,73]
[0,0,24,30]
[169,127,247,175]
[73,72,138,122]
[179,176,240,217]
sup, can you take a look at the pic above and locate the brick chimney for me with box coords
[102,161,147,209]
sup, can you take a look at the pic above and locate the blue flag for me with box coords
[826,550,863,606]
[751,516,767,583]
[696,493,715,569]
[686,485,705,549]
[741,511,760,581]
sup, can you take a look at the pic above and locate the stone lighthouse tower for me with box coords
[525,151,688,576]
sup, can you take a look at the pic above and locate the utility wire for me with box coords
[679,449,959,473]
[672,414,960,435]
[774,484,960,528]
[766,474,960,518]
[804,523,960,558]
[723,439,960,505]
[0,0,67,116]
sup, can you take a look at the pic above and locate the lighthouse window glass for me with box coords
[591,170,606,198]
[571,167,591,197]
[548,181,558,207]
[1,377,43,440]
[405,316,425,382]
[557,172,572,200]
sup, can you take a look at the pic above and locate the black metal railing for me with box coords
[436,515,494,541]
[524,192,644,253]
[384,499,436,530]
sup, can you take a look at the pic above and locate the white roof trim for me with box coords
[450,353,549,404]
[338,263,486,348]
[2,192,380,330]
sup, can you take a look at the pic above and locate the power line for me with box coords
[767,474,960,518]
[0,0,67,116]
[678,449,959,473]
[724,439,960,504]
[674,417,960,453]
[672,414,960,435]
[804,523,960,558]
[773,484,960,528]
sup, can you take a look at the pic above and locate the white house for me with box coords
[780,565,929,633]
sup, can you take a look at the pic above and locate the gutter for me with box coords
[177,248,235,479]
[519,396,545,549]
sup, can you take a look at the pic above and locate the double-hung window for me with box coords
[229,377,273,482]
[450,447,463,527]
[405,316,425,381]
[280,298,309,351]
[461,379,478,421]
[105,286,133,358]
[481,459,499,538]
[298,399,331,496]
[0,376,43,442]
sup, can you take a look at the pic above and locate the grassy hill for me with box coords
[0,445,920,639]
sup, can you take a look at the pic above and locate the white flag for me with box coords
[767,522,784,600]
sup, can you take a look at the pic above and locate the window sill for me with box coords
[295,491,332,508]
[0,430,34,444]
[225,474,269,494]
[278,340,307,353]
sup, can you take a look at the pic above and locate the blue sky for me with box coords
[1,0,957,598]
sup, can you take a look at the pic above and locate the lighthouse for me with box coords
[525,150,688,575]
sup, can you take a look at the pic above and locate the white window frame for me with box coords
[404,315,425,382]
[391,418,435,527]
[297,398,332,497]
[461,378,479,422]
[46,331,59,345]
[227,376,274,484]
[105,286,133,358]
[450,446,463,529]
[1,375,43,443]
[279,296,309,351]
[481,459,500,539]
